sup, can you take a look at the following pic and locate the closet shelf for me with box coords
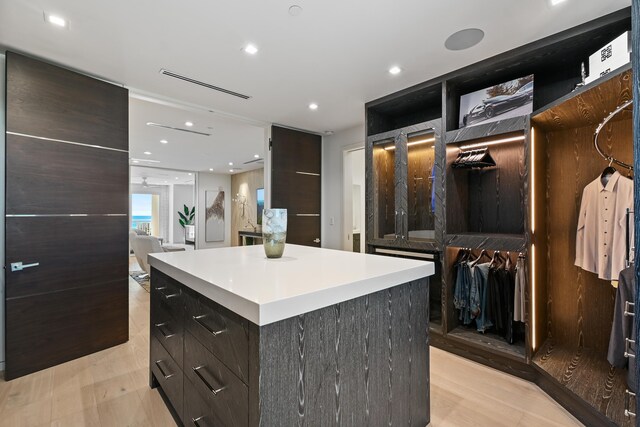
[445,116,528,145]
[531,62,632,118]
[533,340,632,426]
[445,233,527,252]
[447,327,526,362]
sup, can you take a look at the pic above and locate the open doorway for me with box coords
[343,147,366,252]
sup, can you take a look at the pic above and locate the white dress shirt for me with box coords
[575,171,633,281]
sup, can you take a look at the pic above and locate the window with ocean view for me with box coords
[132,193,152,233]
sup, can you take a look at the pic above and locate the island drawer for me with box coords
[151,269,184,314]
[185,290,249,384]
[151,335,183,422]
[184,331,248,427]
[184,376,225,427]
[151,292,184,367]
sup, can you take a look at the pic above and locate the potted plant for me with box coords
[178,205,195,243]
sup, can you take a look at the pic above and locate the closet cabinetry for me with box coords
[365,7,636,426]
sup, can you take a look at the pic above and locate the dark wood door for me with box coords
[4,52,129,379]
[271,126,321,247]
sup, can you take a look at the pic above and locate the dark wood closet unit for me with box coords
[365,7,635,426]
[531,68,634,427]
[4,52,129,379]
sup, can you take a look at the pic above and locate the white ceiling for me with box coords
[129,97,265,173]
[0,0,631,134]
[130,166,195,186]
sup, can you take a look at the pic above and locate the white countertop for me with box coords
[149,244,434,326]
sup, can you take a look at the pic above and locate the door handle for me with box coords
[625,338,636,359]
[624,301,635,317]
[625,389,636,417]
[10,261,40,272]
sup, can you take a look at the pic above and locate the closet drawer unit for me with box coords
[150,293,184,367]
[184,377,225,427]
[150,335,184,422]
[151,269,184,315]
[185,292,250,383]
[184,331,249,427]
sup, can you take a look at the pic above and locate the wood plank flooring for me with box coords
[0,272,582,426]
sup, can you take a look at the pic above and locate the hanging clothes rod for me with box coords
[594,99,633,171]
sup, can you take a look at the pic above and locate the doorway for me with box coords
[343,147,366,252]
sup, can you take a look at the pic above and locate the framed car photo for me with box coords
[459,75,534,128]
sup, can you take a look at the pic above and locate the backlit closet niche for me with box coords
[531,68,634,425]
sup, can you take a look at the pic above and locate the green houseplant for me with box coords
[178,205,195,228]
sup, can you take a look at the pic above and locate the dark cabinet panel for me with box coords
[184,332,249,427]
[271,126,321,174]
[151,336,184,422]
[6,134,129,215]
[270,170,320,214]
[185,288,250,384]
[6,52,128,150]
[286,216,321,247]
[5,216,128,299]
[151,289,184,368]
[5,280,129,380]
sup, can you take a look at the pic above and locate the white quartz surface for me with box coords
[149,244,434,326]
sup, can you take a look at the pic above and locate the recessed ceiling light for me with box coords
[244,44,259,55]
[445,28,485,51]
[309,103,319,110]
[188,173,192,176]
[144,151,152,155]
[45,13,67,28]
[389,66,402,75]
[160,139,168,144]
[209,168,213,171]
[288,5,303,16]
[175,177,179,180]
[185,121,194,127]
[229,169,234,173]
[228,162,234,166]
[550,0,567,4]
[254,154,260,158]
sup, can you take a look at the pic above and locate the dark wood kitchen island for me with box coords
[148,244,434,426]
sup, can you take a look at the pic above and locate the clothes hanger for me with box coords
[600,157,617,187]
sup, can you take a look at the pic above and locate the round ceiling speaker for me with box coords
[445,28,485,51]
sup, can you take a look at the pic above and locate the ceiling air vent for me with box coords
[243,158,264,165]
[160,69,252,100]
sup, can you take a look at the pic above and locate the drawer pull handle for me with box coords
[625,389,636,417]
[625,301,635,317]
[192,416,205,427]
[155,286,180,300]
[625,338,636,359]
[192,365,225,395]
[154,322,176,339]
[193,315,226,337]
[155,360,174,380]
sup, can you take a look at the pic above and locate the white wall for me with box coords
[0,53,6,370]
[196,172,232,249]
[344,149,366,252]
[171,184,195,244]
[321,123,365,250]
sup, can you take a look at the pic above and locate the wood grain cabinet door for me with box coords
[270,126,321,247]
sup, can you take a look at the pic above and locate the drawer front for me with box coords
[185,290,249,383]
[151,292,184,367]
[184,377,225,427]
[184,331,248,427]
[151,336,183,421]
[151,268,184,314]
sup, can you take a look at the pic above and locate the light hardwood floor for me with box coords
[0,275,582,426]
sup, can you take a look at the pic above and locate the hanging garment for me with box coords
[453,260,472,325]
[513,257,527,322]
[486,267,504,335]
[575,171,634,280]
[469,262,491,332]
[430,167,436,213]
[607,266,636,392]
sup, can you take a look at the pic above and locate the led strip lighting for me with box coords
[530,127,536,351]
[459,135,525,150]
[383,137,435,151]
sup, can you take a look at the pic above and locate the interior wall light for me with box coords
[459,135,525,150]
[383,137,436,151]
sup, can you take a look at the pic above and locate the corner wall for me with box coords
[230,168,264,246]
[321,124,365,250]
[196,172,231,249]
